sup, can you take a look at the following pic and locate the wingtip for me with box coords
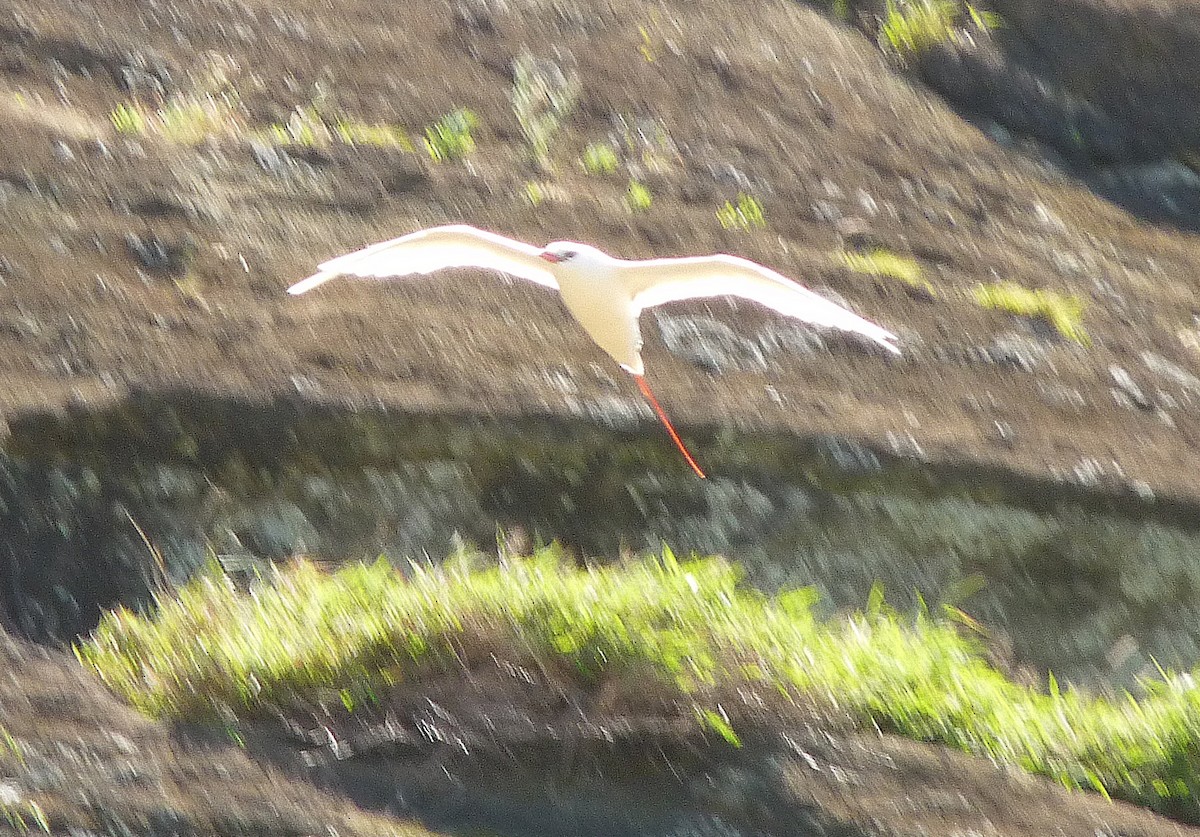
[287,272,335,295]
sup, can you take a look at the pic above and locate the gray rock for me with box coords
[1141,351,1200,403]
[987,333,1050,373]
[656,314,766,373]
[1109,365,1152,410]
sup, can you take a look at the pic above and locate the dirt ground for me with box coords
[5,0,1200,832]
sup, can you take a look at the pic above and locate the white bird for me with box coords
[289,224,900,478]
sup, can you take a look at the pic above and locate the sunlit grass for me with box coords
[264,105,414,150]
[109,103,146,134]
[840,249,936,297]
[78,548,1200,822]
[1,725,23,765]
[1,801,49,835]
[424,108,479,162]
[716,193,765,230]
[626,180,653,212]
[108,94,243,144]
[973,281,1090,345]
[879,0,1001,58]
[582,142,620,175]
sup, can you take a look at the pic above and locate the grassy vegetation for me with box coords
[78,548,1200,822]
[878,0,1001,58]
[108,95,243,143]
[626,180,653,212]
[1,725,23,765]
[1,802,49,835]
[523,180,545,206]
[582,142,620,175]
[263,104,414,149]
[973,281,1090,345]
[510,53,580,169]
[716,193,766,230]
[423,107,480,162]
[840,249,936,297]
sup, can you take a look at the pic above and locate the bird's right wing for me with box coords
[621,253,899,354]
[288,225,558,295]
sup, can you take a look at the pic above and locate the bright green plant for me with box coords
[109,103,146,134]
[424,108,479,162]
[840,249,936,297]
[78,546,1200,822]
[333,118,413,149]
[626,180,653,212]
[1,801,49,834]
[511,53,580,169]
[524,180,545,206]
[108,94,241,143]
[879,0,1000,57]
[582,142,620,175]
[264,104,413,149]
[966,3,1003,31]
[697,706,742,747]
[973,281,1089,345]
[716,193,765,230]
[1,725,22,765]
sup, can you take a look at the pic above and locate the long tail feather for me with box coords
[633,374,706,479]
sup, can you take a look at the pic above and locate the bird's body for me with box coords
[289,224,901,476]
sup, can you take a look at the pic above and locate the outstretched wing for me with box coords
[288,225,558,295]
[618,254,899,354]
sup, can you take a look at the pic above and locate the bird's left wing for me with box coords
[288,224,557,295]
[620,254,899,354]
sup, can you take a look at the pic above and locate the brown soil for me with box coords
[5,0,1200,832]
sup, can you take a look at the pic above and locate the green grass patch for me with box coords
[109,103,146,134]
[78,549,1200,823]
[973,281,1090,345]
[1,725,23,765]
[626,180,653,212]
[523,180,545,206]
[717,193,766,230]
[840,249,936,297]
[1,801,49,835]
[108,94,243,144]
[264,105,414,150]
[582,142,620,175]
[879,0,1001,58]
[424,108,479,162]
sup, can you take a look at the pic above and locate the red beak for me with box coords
[539,251,560,263]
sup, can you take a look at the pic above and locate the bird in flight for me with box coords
[289,224,900,478]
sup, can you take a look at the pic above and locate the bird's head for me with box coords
[538,241,610,272]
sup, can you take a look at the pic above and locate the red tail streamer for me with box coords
[633,374,707,479]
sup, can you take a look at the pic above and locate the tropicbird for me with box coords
[289,224,900,477]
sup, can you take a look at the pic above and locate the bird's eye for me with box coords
[558,250,577,261]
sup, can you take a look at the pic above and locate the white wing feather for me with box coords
[288,225,557,295]
[619,254,899,353]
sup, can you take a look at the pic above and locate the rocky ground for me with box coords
[5,0,1200,832]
